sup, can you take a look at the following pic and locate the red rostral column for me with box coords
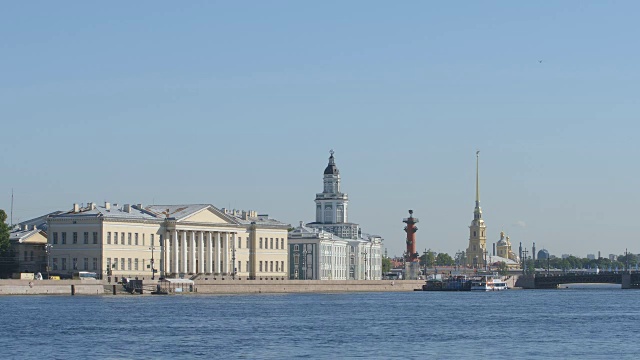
[403,210,419,262]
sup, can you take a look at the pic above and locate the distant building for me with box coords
[9,225,48,274]
[466,152,487,268]
[301,151,383,279]
[47,202,289,280]
[495,231,519,263]
[537,249,550,260]
[562,254,571,259]
[609,254,617,261]
[587,254,596,260]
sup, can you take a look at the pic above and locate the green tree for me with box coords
[419,249,436,267]
[435,252,454,266]
[497,261,509,276]
[0,210,16,277]
[382,256,391,273]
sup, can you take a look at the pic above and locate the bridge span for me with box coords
[532,273,640,289]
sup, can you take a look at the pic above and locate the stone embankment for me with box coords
[0,279,425,295]
[0,279,105,295]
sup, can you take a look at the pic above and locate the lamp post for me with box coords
[483,248,488,271]
[302,249,308,280]
[423,249,428,279]
[45,244,53,280]
[149,242,156,280]
[232,236,237,280]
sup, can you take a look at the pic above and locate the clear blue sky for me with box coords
[2,2,639,258]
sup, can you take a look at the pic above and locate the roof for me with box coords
[288,224,343,240]
[145,204,224,221]
[10,228,47,243]
[324,153,339,175]
[50,204,158,221]
[488,255,519,265]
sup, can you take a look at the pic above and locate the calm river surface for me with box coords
[1,286,639,359]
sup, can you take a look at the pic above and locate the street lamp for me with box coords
[149,242,156,280]
[361,250,368,280]
[45,244,53,280]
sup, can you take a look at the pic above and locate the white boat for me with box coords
[470,274,508,291]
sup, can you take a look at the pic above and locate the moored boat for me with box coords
[470,274,508,291]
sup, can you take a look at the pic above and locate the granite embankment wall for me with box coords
[0,280,105,295]
[192,279,425,294]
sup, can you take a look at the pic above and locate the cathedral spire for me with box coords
[475,150,480,208]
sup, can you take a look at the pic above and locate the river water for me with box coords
[1,286,638,359]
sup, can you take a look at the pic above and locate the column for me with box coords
[198,231,204,274]
[189,231,196,274]
[172,230,179,275]
[159,232,165,277]
[215,232,221,274]
[206,232,213,274]
[181,230,188,274]
[223,232,229,274]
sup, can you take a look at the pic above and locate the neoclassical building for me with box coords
[47,203,289,280]
[466,151,488,268]
[292,151,383,280]
[495,231,519,263]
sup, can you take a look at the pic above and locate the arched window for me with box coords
[473,231,476,237]
[324,206,332,223]
[336,206,344,223]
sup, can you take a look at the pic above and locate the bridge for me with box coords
[532,272,640,289]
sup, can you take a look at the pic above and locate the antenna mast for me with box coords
[10,188,14,227]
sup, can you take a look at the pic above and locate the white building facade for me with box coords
[297,151,383,280]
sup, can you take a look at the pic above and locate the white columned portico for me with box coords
[172,230,179,275]
[181,230,188,274]
[198,231,204,274]
[215,232,221,274]
[223,232,229,274]
[160,233,165,277]
[189,231,196,274]
[206,232,213,274]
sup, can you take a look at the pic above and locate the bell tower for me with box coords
[466,151,487,268]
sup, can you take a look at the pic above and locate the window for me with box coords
[238,261,241,272]
[281,261,284,273]
[275,262,279,272]
[135,233,139,246]
[107,258,111,270]
[294,245,299,251]
[246,238,249,248]
[246,261,249,273]
[120,258,125,271]
[107,232,111,244]
[270,261,273,272]
[72,258,78,270]
[473,231,476,237]
[275,239,278,249]
[53,258,58,270]
[114,232,118,245]
[259,261,263,272]
[270,238,273,249]
[53,232,58,245]
[121,233,124,245]
[259,238,262,249]
[83,258,88,270]
[62,232,67,244]
[73,232,78,244]
[135,258,139,271]
[128,258,132,271]
[128,233,132,245]
[150,234,154,246]
[281,238,284,249]
[83,232,88,244]
[93,232,98,244]
[24,251,28,261]
[61,258,67,270]
[294,255,299,265]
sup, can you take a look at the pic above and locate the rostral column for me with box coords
[403,210,419,262]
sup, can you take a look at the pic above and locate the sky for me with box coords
[1,2,639,258]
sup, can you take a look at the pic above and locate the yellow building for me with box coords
[10,225,48,274]
[466,151,487,268]
[47,203,289,280]
[496,231,519,263]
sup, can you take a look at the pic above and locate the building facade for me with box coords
[47,203,289,280]
[296,151,383,280]
[9,225,48,274]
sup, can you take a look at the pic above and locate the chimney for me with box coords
[493,243,496,256]
[88,202,95,210]
[22,224,28,231]
[31,224,37,230]
[136,203,142,210]
[123,204,131,213]
[73,203,79,213]
[105,202,111,211]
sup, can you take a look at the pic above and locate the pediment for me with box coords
[178,207,232,224]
